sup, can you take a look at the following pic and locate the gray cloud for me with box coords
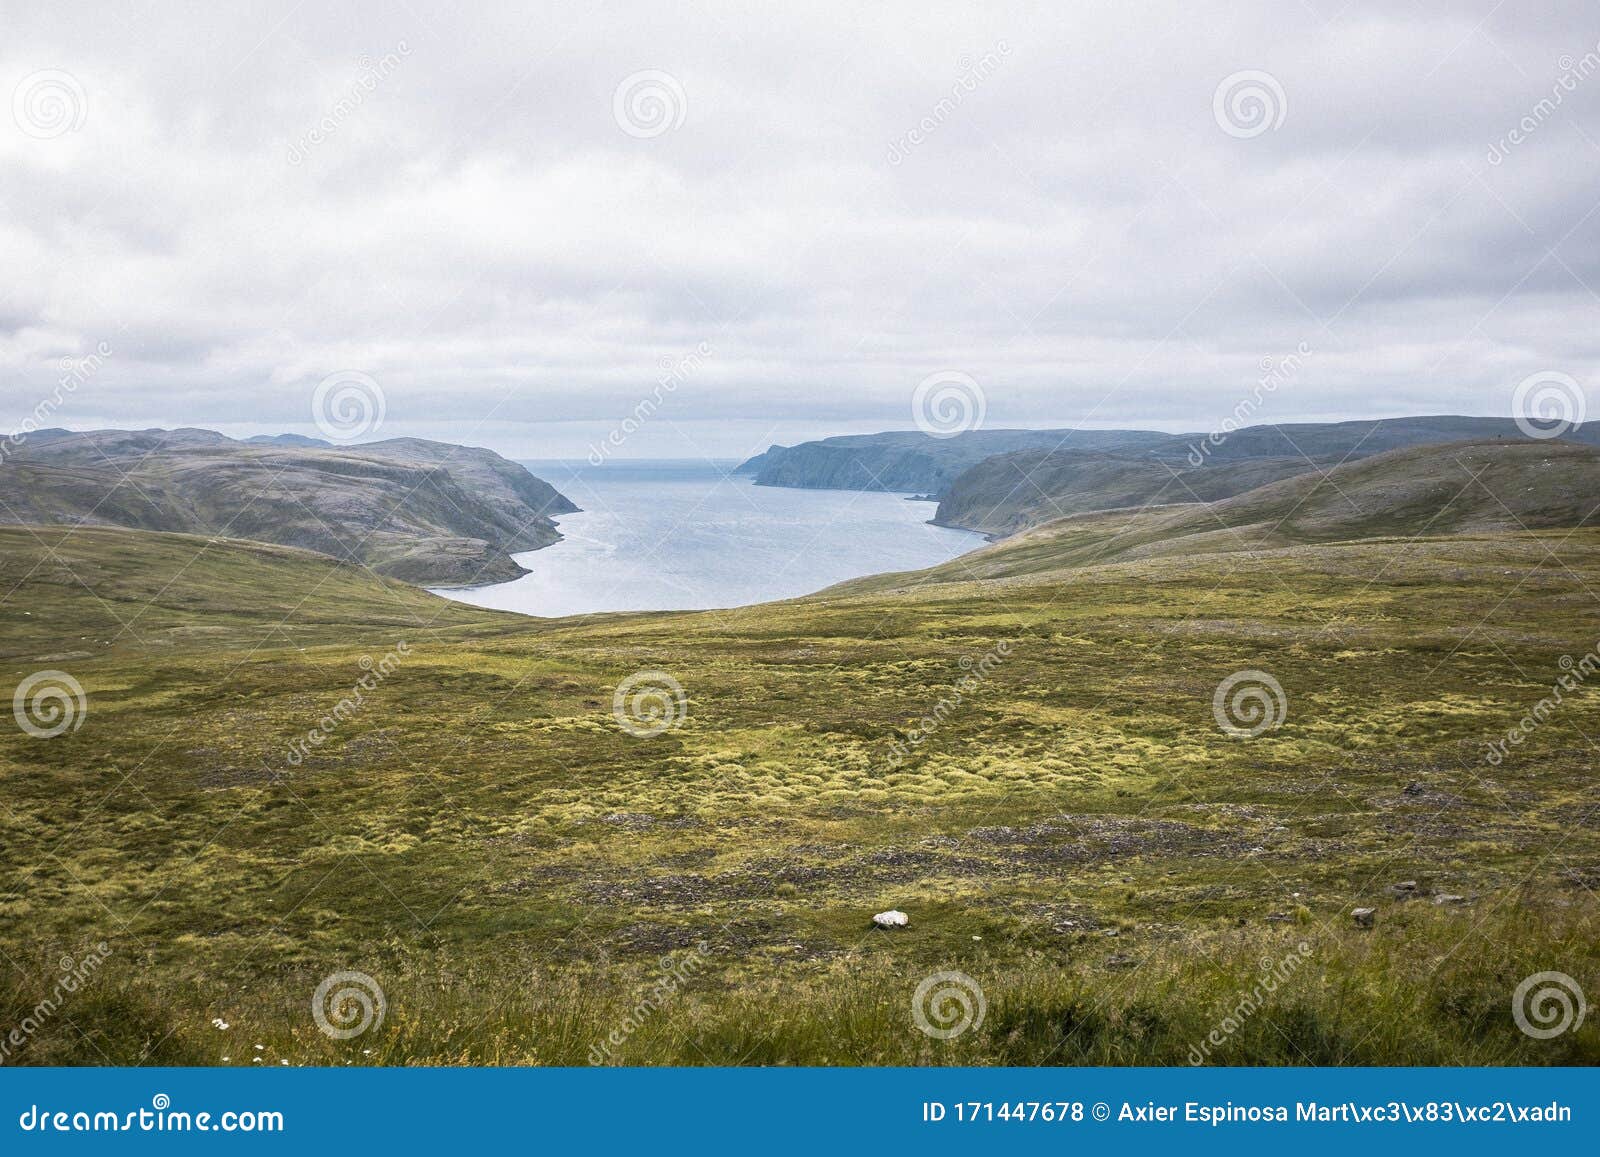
[2,0,1598,458]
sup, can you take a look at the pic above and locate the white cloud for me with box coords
[2,0,1598,457]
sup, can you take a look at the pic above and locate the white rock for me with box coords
[872,909,908,929]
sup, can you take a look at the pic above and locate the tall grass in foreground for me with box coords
[5,894,1595,1066]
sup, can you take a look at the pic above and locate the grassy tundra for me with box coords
[2,458,1599,1064]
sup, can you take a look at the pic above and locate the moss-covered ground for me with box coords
[1,525,1596,1064]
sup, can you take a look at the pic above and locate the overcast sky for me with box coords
[3,0,1598,459]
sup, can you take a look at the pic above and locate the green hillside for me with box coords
[860,440,1600,589]
[0,526,510,663]
[932,450,1315,537]
[741,416,1600,501]
[2,443,1598,1065]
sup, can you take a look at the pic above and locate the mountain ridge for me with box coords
[0,428,579,587]
[834,437,1600,591]
[741,416,1600,507]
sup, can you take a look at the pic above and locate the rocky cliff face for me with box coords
[0,429,579,587]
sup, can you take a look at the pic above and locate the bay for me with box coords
[429,459,983,618]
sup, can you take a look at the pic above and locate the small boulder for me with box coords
[1352,907,1376,928]
[1387,880,1419,899]
[871,909,908,929]
[1433,894,1468,906]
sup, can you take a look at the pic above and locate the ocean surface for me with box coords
[429,459,984,618]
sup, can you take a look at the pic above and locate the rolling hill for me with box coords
[0,428,579,586]
[931,450,1317,537]
[3,457,1598,1064]
[846,438,1600,588]
[735,428,1171,493]
[743,417,1600,531]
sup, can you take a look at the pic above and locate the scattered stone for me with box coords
[1352,907,1376,928]
[871,909,908,929]
[1387,880,1419,899]
[1265,912,1292,923]
[1104,954,1137,969]
[1433,894,1468,906]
